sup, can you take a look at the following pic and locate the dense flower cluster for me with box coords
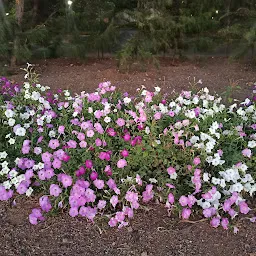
[0,77,21,99]
[0,74,256,232]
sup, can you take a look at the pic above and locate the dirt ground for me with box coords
[1,199,256,256]
[1,57,256,256]
[10,57,256,100]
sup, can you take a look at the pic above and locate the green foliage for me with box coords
[1,0,256,67]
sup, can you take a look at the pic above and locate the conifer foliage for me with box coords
[0,0,256,69]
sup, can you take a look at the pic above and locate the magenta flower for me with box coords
[124,207,134,218]
[39,196,52,212]
[193,157,201,165]
[108,217,118,227]
[117,159,127,168]
[168,193,175,204]
[167,166,176,175]
[97,200,106,210]
[116,118,125,127]
[99,152,108,160]
[210,217,220,228]
[94,123,104,134]
[106,128,116,137]
[86,129,95,138]
[42,152,52,163]
[187,195,196,208]
[115,211,125,222]
[95,138,102,147]
[67,140,77,149]
[136,174,142,186]
[94,110,103,119]
[182,208,191,219]
[85,160,93,169]
[110,195,119,208]
[58,125,65,134]
[169,111,175,117]
[230,192,239,204]
[84,188,96,202]
[52,158,62,169]
[60,174,73,188]
[77,132,85,141]
[69,207,79,217]
[38,170,46,181]
[228,209,237,218]
[25,169,34,180]
[123,133,131,141]
[154,112,162,120]
[142,185,154,202]
[79,141,87,148]
[48,139,60,150]
[29,214,38,225]
[93,179,104,189]
[22,146,30,154]
[90,171,98,181]
[62,154,70,162]
[203,207,216,218]
[49,184,62,197]
[242,148,252,158]
[45,168,55,179]
[223,199,232,212]
[32,208,43,218]
[107,179,116,190]
[179,196,188,207]
[34,147,42,155]
[17,183,27,195]
[239,201,250,214]
[121,149,129,158]
[221,218,229,230]
[37,136,43,144]
[125,191,139,208]
[104,165,112,176]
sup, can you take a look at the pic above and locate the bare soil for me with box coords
[1,57,256,256]
[10,57,256,100]
[1,199,256,256]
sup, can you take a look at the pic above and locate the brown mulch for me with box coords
[10,56,256,100]
[1,57,256,256]
[1,199,256,256]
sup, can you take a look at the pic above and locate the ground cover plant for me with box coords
[0,64,256,232]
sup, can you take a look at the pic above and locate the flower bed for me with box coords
[0,67,256,231]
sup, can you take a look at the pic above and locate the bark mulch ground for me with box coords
[1,57,256,256]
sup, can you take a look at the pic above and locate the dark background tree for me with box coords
[0,0,256,70]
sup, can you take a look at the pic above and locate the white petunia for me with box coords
[203,173,210,182]
[145,127,150,134]
[123,97,131,104]
[3,181,12,189]
[154,86,161,92]
[26,187,33,197]
[8,138,15,144]
[5,109,14,118]
[49,130,56,138]
[169,172,177,180]
[104,116,111,123]
[15,127,26,136]
[248,140,256,148]
[0,151,8,159]
[24,82,30,89]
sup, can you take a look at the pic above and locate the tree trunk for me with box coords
[11,0,24,67]
[225,0,232,57]
[32,0,39,26]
